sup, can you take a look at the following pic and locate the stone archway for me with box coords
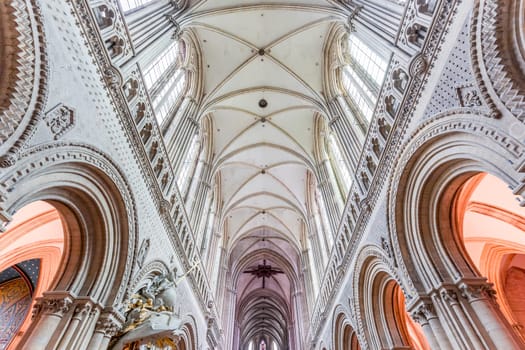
[454,173,525,342]
[0,146,137,350]
[0,201,66,349]
[333,312,361,350]
[390,115,525,349]
[354,247,429,350]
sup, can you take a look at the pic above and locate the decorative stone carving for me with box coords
[472,0,525,122]
[104,67,122,89]
[380,236,394,262]
[0,0,48,167]
[112,270,183,349]
[408,22,428,48]
[108,34,125,57]
[167,14,183,40]
[93,4,115,29]
[137,238,150,268]
[123,78,139,101]
[393,68,409,93]
[456,83,482,107]
[344,6,362,34]
[440,289,459,305]
[459,283,497,303]
[43,104,75,139]
[411,303,436,324]
[41,296,73,316]
[409,53,428,78]
[96,313,123,337]
[421,304,436,319]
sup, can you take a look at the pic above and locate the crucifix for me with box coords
[243,260,284,288]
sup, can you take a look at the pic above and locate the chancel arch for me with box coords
[391,114,525,349]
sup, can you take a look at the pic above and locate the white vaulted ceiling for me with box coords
[181,0,346,345]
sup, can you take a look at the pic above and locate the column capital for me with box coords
[410,302,436,325]
[458,281,497,303]
[439,287,460,306]
[33,293,75,318]
[95,310,125,337]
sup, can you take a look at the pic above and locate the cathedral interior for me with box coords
[1,0,525,349]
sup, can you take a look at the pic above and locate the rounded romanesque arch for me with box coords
[0,201,66,349]
[180,317,198,350]
[0,144,137,350]
[390,113,525,348]
[353,245,428,350]
[333,308,361,350]
[452,172,525,341]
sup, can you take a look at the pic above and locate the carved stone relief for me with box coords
[43,103,75,139]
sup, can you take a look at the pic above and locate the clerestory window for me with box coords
[177,134,200,192]
[142,41,186,125]
[327,134,352,195]
[342,35,388,124]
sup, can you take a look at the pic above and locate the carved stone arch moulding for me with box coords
[471,0,525,121]
[387,111,525,295]
[331,304,360,350]
[322,23,348,100]
[0,142,138,306]
[127,260,170,298]
[180,29,204,104]
[351,244,406,350]
[0,0,48,167]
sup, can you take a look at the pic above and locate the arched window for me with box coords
[143,41,186,125]
[177,133,200,193]
[317,190,334,249]
[248,341,254,350]
[342,35,388,124]
[327,133,352,196]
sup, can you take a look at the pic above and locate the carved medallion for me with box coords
[43,104,75,140]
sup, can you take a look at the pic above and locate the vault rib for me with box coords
[183,3,346,23]
[200,86,327,114]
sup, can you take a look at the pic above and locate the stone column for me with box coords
[410,302,451,350]
[439,288,485,349]
[86,312,122,350]
[56,299,97,350]
[459,282,522,348]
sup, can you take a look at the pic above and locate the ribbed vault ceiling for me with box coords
[182,0,346,346]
